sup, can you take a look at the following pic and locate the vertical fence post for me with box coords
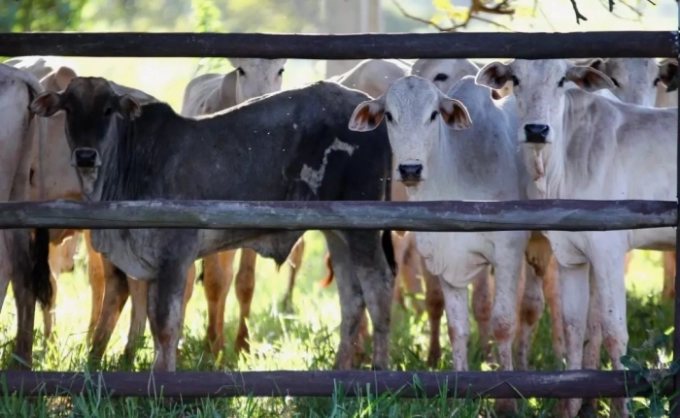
[674,4,680,415]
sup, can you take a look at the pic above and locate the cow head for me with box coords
[410,59,509,100]
[348,75,471,187]
[228,58,287,105]
[476,59,615,147]
[29,77,141,200]
[410,59,480,95]
[584,58,659,107]
[658,58,678,92]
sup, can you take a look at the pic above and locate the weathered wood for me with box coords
[0,199,673,231]
[673,20,680,416]
[0,370,662,399]
[0,31,675,59]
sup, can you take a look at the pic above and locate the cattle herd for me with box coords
[0,54,677,417]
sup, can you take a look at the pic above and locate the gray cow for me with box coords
[30,77,396,372]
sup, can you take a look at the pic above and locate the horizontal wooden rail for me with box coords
[0,31,675,59]
[0,199,674,231]
[0,370,662,399]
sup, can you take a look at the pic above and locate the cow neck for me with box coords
[100,116,136,201]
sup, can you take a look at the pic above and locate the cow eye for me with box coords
[278,68,285,76]
[237,67,246,76]
[511,75,520,86]
[385,112,393,122]
[610,77,620,87]
[103,106,113,117]
[430,111,438,122]
[558,77,566,87]
[434,73,448,82]
[654,77,660,86]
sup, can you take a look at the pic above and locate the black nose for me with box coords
[398,164,423,182]
[524,124,550,143]
[74,149,99,168]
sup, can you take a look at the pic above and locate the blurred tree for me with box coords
[0,0,88,32]
[391,0,658,31]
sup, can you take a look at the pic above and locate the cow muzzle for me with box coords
[72,148,101,168]
[523,124,550,144]
[398,164,424,186]
[71,147,101,197]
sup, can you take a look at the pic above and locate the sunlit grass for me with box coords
[0,231,673,416]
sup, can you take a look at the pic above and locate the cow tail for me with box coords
[31,228,52,309]
[318,253,335,288]
[381,152,397,277]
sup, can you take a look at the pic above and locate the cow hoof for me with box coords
[369,364,385,371]
[493,399,518,417]
[576,402,598,418]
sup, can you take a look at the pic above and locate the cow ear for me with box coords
[54,66,77,91]
[658,59,678,91]
[29,91,63,117]
[566,66,616,92]
[438,95,472,131]
[348,99,385,132]
[476,61,512,90]
[117,94,142,120]
[584,58,606,73]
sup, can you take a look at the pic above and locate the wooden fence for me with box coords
[0,29,679,414]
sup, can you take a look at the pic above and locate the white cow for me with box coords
[181,58,287,115]
[411,58,513,98]
[0,63,50,368]
[349,75,529,413]
[329,59,411,99]
[570,59,679,415]
[332,58,504,367]
[476,58,677,418]
[409,58,567,370]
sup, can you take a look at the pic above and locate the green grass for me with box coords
[0,231,674,417]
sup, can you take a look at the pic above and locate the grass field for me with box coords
[0,231,674,417]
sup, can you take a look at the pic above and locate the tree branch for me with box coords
[392,0,514,33]
[570,0,588,24]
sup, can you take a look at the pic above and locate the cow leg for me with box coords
[352,311,371,366]
[89,263,129,368]
[235,248,257,354]
[490,250,523,414]
[398,234,425,315]
[323,231,366,370]
[439,279,470,371]
[577,266,604,417]
[123,278,147,366]
[423,266,445,368]
[557,262,590,418]
[471,266,494,363]
[85,231,106,344]
[281,236,305,313]
[662,251,676,301]
[42,274,58,344]
[147,259,192,372]
[543,257,565,363]
[202,250,235,359]
[591,253,629,418]
[516,261,544,371]
[10,230,39,370]
[176,263,196,359]
[349,231,394,371]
